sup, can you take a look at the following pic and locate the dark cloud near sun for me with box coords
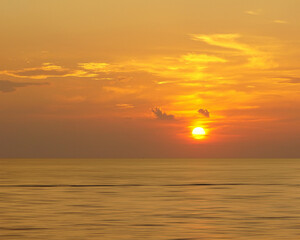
[198,108,210,118]
[152,107,175,120]
[0,80,48,93]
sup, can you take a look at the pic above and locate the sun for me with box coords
[192,127,206,139]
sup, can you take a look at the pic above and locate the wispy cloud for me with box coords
[77,52,226,83]
[78,62,111,72]
[103,86,138,94]
[0,80,48,93]
[280,77,300,84]
[288,77,300,83]
[180,54,227,63]
[245,9,262,16]
[0,63,96,79]
[191,33,277,69]
[152,107,175,120]
[116,103,135,109]
[55,95,87,103]
[273,20,288,24]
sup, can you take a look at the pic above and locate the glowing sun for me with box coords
[192,127,206,139]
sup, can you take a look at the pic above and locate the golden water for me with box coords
[0,159,299,239]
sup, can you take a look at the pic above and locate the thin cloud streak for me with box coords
[0,80,48,93]
[0,63,96,79]
[273,20,288,24]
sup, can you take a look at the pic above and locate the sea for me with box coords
[0,159,299,240]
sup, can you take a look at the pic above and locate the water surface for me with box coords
[0,159,299,239]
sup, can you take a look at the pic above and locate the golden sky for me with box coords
[0,0,299,158]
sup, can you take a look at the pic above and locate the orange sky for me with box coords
[0,0,299,158]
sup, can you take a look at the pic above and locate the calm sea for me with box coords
[0,159,299,240]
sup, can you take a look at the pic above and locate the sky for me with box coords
[0,0,299,158]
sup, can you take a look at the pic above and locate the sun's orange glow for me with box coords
[192,127,206,139]
[0,1,299,158]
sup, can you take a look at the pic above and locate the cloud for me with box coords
[0,63,96,79]
[122,57,209,82]
[198,109,210,118]
[273,20,288,24]
[152,107,175,120]
[245,9,262,16]
[103,86,137,94]
[191,33,276,69]
[73,52,226,84]
[56,95,87,103]
[276,76,300,84]
[116,103,135,109]
[0,80,48,93]
[286,77,300,84]
[79,52,226,83]
[181,54,227,63]
[78,62,111,72]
